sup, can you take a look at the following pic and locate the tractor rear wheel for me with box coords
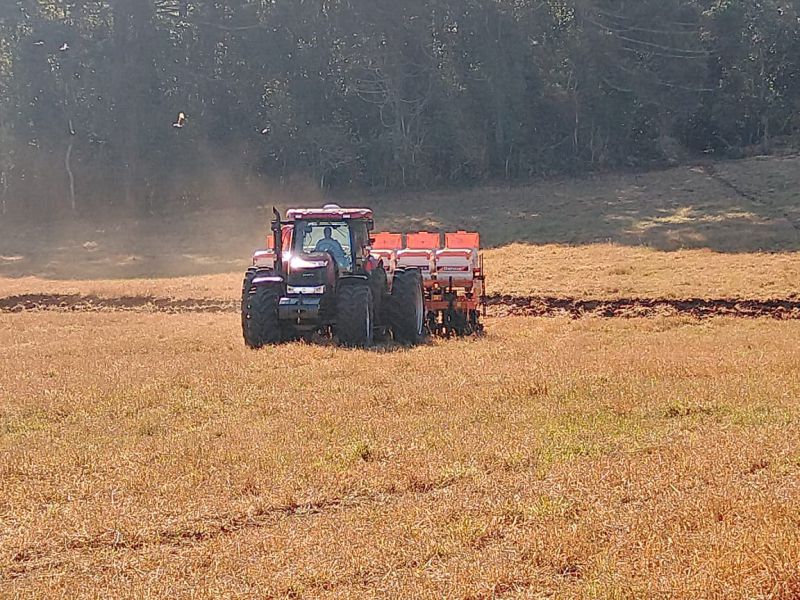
[242,284,282,348]
[337,284,374,347]
[389,269,425,345]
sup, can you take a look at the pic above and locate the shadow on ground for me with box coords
[1,156,799,280]
[372,157,800,252]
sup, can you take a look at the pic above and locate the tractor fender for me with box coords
[252,273,284,287]
[337,274,369,285]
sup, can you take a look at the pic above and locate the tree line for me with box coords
[0,0,798,216]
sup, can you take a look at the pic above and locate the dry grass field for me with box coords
[2,156,800,598]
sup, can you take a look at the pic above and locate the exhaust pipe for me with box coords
[271,207,283,275]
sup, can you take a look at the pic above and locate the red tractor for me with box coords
[241,204,485,348]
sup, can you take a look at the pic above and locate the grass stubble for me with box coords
[1,311,799,598]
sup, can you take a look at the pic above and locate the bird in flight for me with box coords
[173,112,186,128]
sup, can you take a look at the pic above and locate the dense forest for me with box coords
[0,1,798,216]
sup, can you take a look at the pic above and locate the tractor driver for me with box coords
[314,226,348,267]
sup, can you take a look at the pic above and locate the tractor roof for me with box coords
[286,204,373,221]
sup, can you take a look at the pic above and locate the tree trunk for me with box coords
[65,141,76,212]
[573,76,580,157]
[494,87,506,170]
[0,170,7,216]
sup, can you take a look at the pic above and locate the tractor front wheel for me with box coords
[337,284,374,348]
[241,267,257,332]
[243,284,282,348]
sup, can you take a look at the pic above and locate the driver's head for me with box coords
[323,226,332,239]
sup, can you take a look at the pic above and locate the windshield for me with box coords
[293,220,352,270]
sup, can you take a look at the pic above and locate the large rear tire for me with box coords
[369,266,389,325]
[337,284,374,348]
[389,269,425,345]
[242,284,282,348]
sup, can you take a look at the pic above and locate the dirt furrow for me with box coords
[2,293,800,320]
[0,294,236,314]
[485,294,800,320]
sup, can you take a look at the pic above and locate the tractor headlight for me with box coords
[287,285,326,295]
[290,257,329,270]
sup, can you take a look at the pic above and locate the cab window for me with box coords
[294,220,352,269]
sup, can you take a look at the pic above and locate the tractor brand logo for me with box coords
[440,266,470,272]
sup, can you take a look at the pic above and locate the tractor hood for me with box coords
[287,252,336,288]
[289,252,333,270]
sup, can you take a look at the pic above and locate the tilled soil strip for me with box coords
[486,294,800,320]
[0,294,234,314]
[2,293,800,320]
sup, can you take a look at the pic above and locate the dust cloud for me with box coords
[0,157,325,281]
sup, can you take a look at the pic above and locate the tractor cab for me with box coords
[286,209,373,275]
[281,206,375,298]
[250,205,375,280]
